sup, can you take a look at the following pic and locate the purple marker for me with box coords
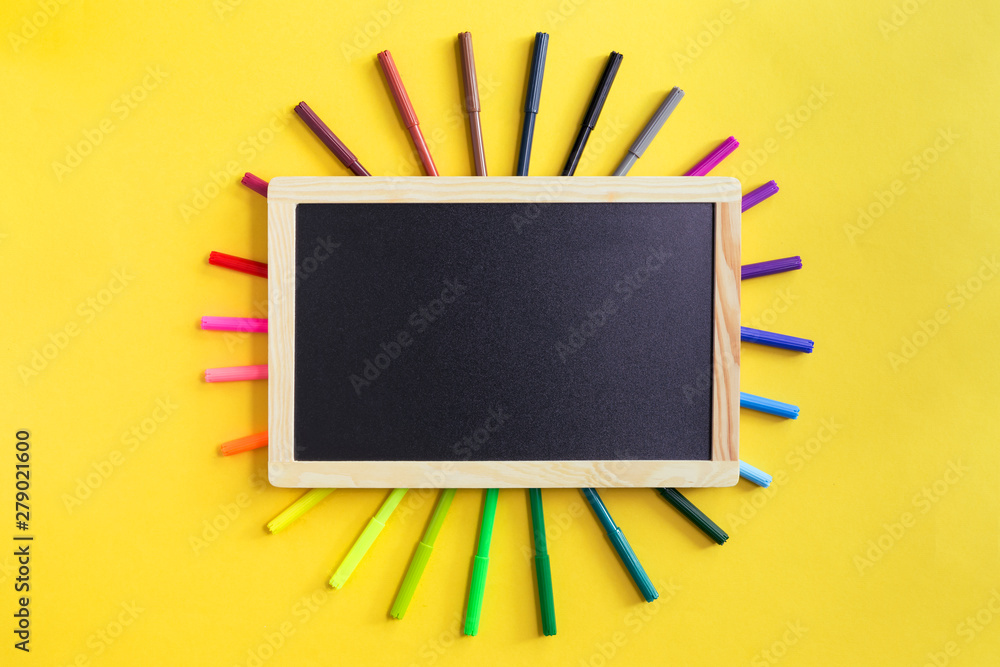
[742,256,802,280]
[685,136,738,176]
[742,181,779,212]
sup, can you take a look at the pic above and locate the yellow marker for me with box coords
[330,488,408,589]
[266,489,334,534]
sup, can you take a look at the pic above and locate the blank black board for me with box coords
[292,201,715,463]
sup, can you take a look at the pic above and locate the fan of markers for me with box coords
[200,32,813,637]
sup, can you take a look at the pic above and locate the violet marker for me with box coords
[241,172,268,197]
[294,101,371,176]
[741,326,814,353]
[684,136,738,176]
[742,256,802,280]
[742,180,779,212]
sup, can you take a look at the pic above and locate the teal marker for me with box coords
[581,488,657,602]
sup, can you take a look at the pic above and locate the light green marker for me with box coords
[390,489,457,619]
[464,488,499,636]
[266,489,334,534]
[330,488,408,589]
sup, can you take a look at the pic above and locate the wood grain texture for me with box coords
[268,177,741,488]
[712,200,741,465]
[268,460,740,489]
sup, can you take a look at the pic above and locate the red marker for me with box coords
[209,251,267,278]
[377,50,439,176]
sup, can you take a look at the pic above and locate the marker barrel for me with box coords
[267,489,333,533]
[742,256,802,280]
[740,461,772,487]
[205,365,267,382]
[219,431,268,456]
[657,488,728,545]
[741,326,814,353]
[740,392,800,419]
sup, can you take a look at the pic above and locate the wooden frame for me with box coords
[268,177,740,488]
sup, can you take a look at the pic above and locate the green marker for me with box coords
[329,488,407,589]
[529,489,556,636]
[656,488,728,545]
[266,488,334,534]
[464,488,498,636]
[390,489,457,619]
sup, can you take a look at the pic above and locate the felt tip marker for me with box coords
[377,50,439,176]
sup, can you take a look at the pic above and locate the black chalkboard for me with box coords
[293,202,715,462]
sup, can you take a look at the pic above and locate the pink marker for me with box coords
[685,136,739,176]
[205,365,268,382]
[201,317,268,333]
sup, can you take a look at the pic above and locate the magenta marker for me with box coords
[685,136,738,176]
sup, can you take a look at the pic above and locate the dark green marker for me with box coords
[656,488,729,545]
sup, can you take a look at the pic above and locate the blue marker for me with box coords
[517,32,548,176]
[739,460,772,487]
[740,392,799,419]
[741,327,814,353]
[581,488,658,602]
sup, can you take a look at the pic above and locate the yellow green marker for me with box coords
[329,488,408,589]
[390,489,457,619]
[266,488,334,533]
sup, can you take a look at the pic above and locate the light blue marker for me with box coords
[740,392,799,419]
[739,461,772,487]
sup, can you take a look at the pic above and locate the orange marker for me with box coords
[220,431,268,456]
[377,50,439,176]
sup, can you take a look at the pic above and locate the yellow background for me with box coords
[2,0,999,665]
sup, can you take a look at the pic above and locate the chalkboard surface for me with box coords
[293,201,715,462]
